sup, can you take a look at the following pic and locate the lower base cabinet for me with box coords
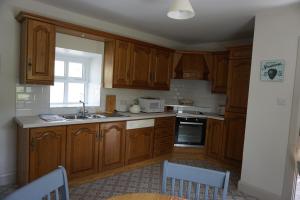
[29,126,66,181]
[223,112,246,162]
[205,114,246,166]
[154,117,175,156]
[100,122,126,171]
[66,123,100,179]
[205,119,224,159]
[17,117,175,185]
[125,127,154,165]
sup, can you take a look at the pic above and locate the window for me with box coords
[50,56,89,107]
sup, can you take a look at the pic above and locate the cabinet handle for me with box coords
[100,130,104,139]
[28,59,32,70]
[127,70,130,80]
[97,131,102,140]
[30,139,36,150]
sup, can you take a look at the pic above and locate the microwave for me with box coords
[139,98,165,113]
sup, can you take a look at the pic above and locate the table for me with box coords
[108,193,185,200]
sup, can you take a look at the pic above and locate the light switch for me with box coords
[276,97,287,106]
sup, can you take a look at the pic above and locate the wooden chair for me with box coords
[5,166,69,200]
[162,161,230,200]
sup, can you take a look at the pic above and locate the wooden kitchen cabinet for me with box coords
[100,122,126,171]
[226,59,251,113]
[153,117,176,157]
[130,44,152,88]
[205,119,224,159]
[223,112,246,162]
[226,45,252,113]
[18,18,55,85]
[104,39,173,90]
[66,123,100,179]
[125,127,154,164]
[212,52,229,93]
[150,49,172,90]
[29,126,66,181]
[112,40,132,87]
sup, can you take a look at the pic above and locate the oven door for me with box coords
[175,117,206,146]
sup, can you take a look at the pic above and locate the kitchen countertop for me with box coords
[15,112,177,128]
[15,112,225,129]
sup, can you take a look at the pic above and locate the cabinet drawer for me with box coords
[155,117,175,128]
[155,136,174,146]
[154,136,174,156]
[155,127,174,139]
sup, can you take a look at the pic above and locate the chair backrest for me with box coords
[162,161,230,200]
[5,166,69,200]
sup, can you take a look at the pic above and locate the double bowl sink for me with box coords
[61,112,129,120]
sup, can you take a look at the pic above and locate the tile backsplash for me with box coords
[102,79,226,113]
[16,79,226,116]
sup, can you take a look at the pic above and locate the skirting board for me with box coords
[238,180,281,200]
[0,171,16,186]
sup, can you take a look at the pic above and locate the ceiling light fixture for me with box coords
[167,0,195,20]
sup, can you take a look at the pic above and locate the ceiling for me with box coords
[34,0,299,44]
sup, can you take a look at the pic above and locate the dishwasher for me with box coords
[125,119,155,164]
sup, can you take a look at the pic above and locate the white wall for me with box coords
[0,0,19,185]
[239,4,300,200]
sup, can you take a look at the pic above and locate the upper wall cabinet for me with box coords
[226,46,252,113]
[130,44,152,88]
[150,49,172,90]
[111,40,132,88]
[104,39,173,90]
[211,52,229,93]
[174,52,209,80]
[18,17,56,85]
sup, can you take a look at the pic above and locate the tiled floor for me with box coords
[0,160,258,200]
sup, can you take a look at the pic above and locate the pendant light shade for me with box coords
[167,0,195,20]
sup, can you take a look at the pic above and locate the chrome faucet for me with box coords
[79,100,87,118]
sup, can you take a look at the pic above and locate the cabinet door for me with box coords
[226,59,251,113]
[113,40,132,87]
[212,52,228,93]
[151,49,172,90]
[130,44,152,88]
[205,119,224,159]
[25,19,55,85]
[223,112,246,162]
[100,122,125,171]
[154,128,174,157]
[125,127,154,164]
[66,124,99,179]
[29,126,66,181]
[154,117,175,156]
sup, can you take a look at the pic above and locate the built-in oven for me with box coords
[175,116,207,147]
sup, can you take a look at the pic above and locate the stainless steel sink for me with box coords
[102,113,129,118]
[62,114,88,120]
[61,113,128,120]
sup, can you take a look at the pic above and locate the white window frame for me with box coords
[50,54,90,107]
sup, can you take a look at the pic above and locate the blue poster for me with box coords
[260,59,285,81]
